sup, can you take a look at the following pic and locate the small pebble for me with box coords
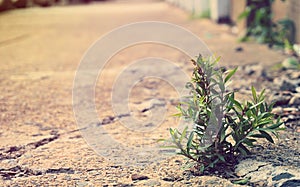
[131,174,149,181]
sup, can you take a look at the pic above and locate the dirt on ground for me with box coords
[0,0,299,186]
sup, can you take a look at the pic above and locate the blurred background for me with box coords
[0,0,300,186]
[1,0,299,45]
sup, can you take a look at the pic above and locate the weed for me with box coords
[238,0,295,47]
[165,55,284,173]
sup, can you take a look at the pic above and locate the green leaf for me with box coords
[156,138,166,142]
[255,127,277,132]
[213,56,221,64]
[238,7,251,21]
[257,112,272,120]
[199,164,205,173]
[232,177,250,185]
[225,67,238,83]
[237,144,251,155]
[237,147,247,155]
[249,133,265,138]
[268,121,283,130]
[228,93,243,111]
[242,138,256,147]
[249,100,264,110]
[169,128,175,136]
[186,131,194,154]
[220,126,227,142]
[251,86,257,103]
[180,126,188,142]
[172,113,182,117]
[170,128,179,143]
[259,130,274,143]
[258,89,266,101]
[270,124,285,130]
[258,119,272,126]
[268,102,275,111]
[217,154,225,162]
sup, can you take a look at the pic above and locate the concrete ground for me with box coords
[0,0,288,186]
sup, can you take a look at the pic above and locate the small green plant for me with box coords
[238,0,295,47]
[166,55,284,173]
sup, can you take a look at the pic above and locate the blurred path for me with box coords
[0,0,286,186]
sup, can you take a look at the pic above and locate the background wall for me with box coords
[286,0,300,43]
[229,0,300,43]
[166,0,300,43]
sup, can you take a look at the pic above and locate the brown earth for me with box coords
[0,0,298,186]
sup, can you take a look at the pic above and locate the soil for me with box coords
[0,0,299,186]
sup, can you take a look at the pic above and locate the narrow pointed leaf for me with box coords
[251,86,257,103]
[186,131,194,154]
[180,126,188,142]
[233,177,250,185]
[259,130,274,143]
[225,67,238,83]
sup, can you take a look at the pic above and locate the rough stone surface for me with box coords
[235,161,300,187]
[289,94,300,106]
[281,179,300,187]
[0,0,299,186]
[272,172,295,181]
[235,159,268,177]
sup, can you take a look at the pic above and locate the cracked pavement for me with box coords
[1,0,297,186]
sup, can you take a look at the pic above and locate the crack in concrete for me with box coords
[0,166,42,180]
[0,166,75,180]
[96,99,168,126]
[97,113,130,126]
[141,102,165,113]
[239,163,269,178]
[0,134,59,161]
[46,168,75,174]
